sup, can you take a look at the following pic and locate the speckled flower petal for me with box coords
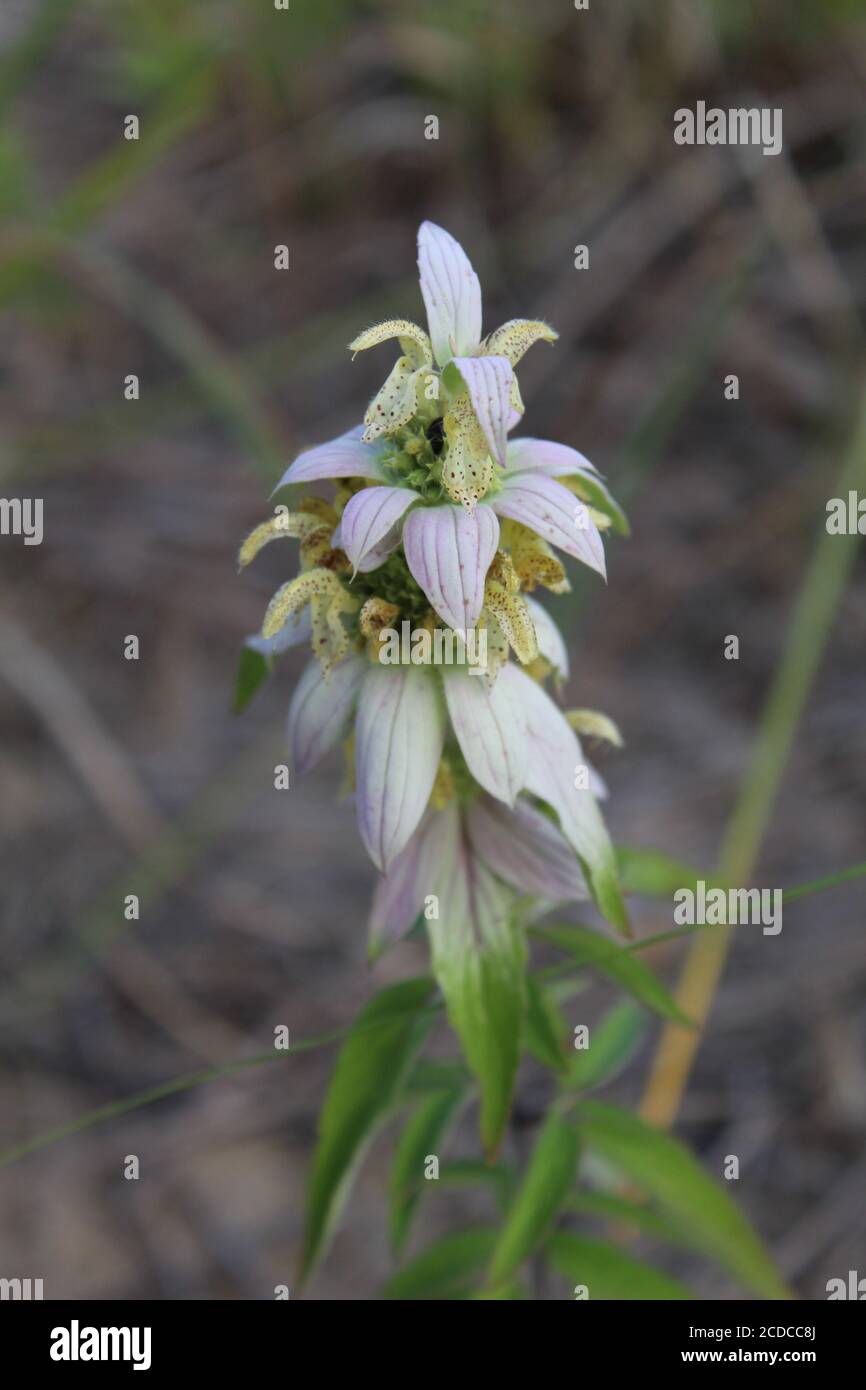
[272,425,386,493]
[442,394,495,510]
[362,357,423,443]
[355,664,446,871]
[450,355,513,469]
[402,503,499,633]
[444,662,528,805]
[339,485,420,572]
[349,318,432,367]
[467,794,588,901]
[494,472,606,578]
[418,221,482,366]
[287,654,365,776]
[524,596,569,679]
[483,319,558,365]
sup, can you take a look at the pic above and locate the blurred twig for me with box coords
[0,607,165,849]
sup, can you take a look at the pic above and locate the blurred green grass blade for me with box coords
[576,1101,790,1299]
[0,79,214,300]
[300,978,436,1286]
[783,859,866,904]
[0,1039,322,1170]
[0,0,80,114]
[719,386,866,879]
[533,924,693,1026]
[1,231,285,479]
[486,1110,579,1289]
[547,1233,691,1300]
[567,1002,647,1092]
[0,998,447,1170]
[73,239,285,479]
[52,83,213,237]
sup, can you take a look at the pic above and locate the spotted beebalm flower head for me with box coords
[237,221,629,939]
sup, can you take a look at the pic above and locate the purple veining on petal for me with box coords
[367,804,460,953]
[467,794,588,901]
[451,355,513,469]
[443,662,528,805]
[271,425,386,494]
[505,437,600,478]
[506,665,619,912]
[417,221,482,366]
[402,503,499,633]
[287,655,365,776]
[355,664,446,871]
[339,485,420,572]
[494,471,606,578]
[246,606,312,657]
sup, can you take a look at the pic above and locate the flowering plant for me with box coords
[237,224,788,1300]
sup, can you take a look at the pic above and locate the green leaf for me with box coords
[487,1110,579,1288]
[470,1281,527,1300]
[404,1061,467,1095]
[300,977,435,1285]
[382,1228,496,1300]
[576,1101,791,1299]
[232,644,271,713]
[389,1083,465,1256]
[568,1190,690,1246]
[525,974,569,1074]
[616,846,723,900]
[547,1233,691,1299]
[569,471,630,536]
[533,923,692,1026]
[568,1002,646,1091]
[427,857,526,1158]
[438,1159,516,1210]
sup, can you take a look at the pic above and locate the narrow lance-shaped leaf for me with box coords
[486,1109,580,1289]
[437,1159,516,1211]
[616,845,725,899]
[382,1229,496,1301]
[567,1190,692,1247]
[300,977,436,1286]
[525,974,569,1075]
[232,646,271,714]
[576,1100,791,1299]
[533,923,693,1026]
[426,807,526,1158]
[567,1002,647,1092]
[547,1233,691,1300]
[389,1082,466,1257]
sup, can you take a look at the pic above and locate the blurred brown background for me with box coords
[1,0,864,1299]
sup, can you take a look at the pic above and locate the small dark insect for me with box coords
[425,417,445,456]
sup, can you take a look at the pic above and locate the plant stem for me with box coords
[640,384,866,1129]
